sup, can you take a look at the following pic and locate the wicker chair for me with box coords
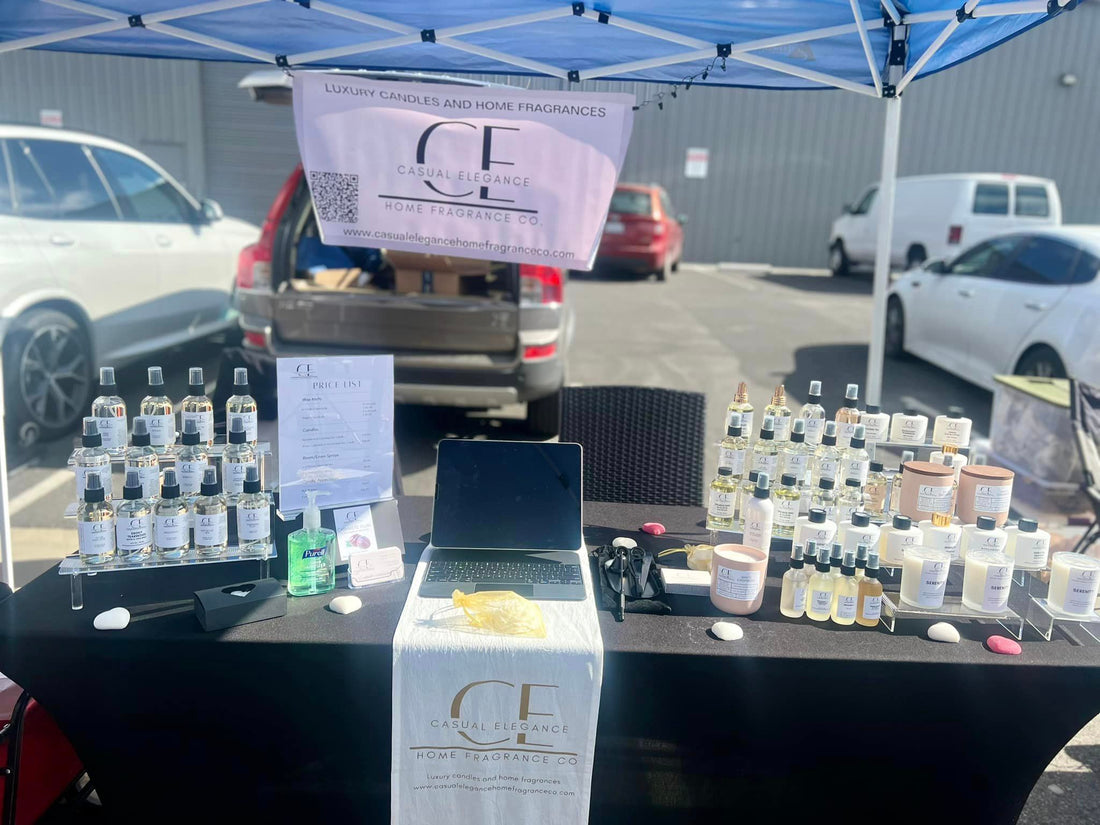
[560,386,706,507]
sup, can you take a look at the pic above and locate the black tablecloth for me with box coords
[2,497,1099,824]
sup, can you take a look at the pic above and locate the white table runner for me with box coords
[392,546,603,825]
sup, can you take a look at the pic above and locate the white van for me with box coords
[828,173,1062,275]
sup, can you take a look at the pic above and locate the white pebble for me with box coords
[711,621,743,641]
[928,622,960,643]
[1048,784,1064,796]
[328,595,363,615]
[93,607,130,631]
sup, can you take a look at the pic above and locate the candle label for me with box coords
[116,513,152,552]
[917,483,952,513]
[708,489,735,519]
[836,421,858,447]
[861,594,882,621]
[843,458,869,485]
[774,498,800,528]
[793,585,807,613]
[719,447,746,476]
[194,512,227,547]
[785,453,809,482]
[810,589,833,614]
[78,520,114,556]
[1060,566,1100,615]
[982,563,1013,612]
[974,484,1011,513]
[835,594,857,620]
[817,457,839,481]
[803,417,825,445]
[918,559,949,607]
[740,411,754,438]
[753,453,779,478]
[716,567,761,602]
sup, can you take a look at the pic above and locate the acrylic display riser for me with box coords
[877,562,1023,638]
[1010,567,1100,642]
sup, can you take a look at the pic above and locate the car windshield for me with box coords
[609,190,653,216]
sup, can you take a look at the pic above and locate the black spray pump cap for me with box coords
[81,417,102,448]
[726,421,742,438]
[976,515,996,530]
[870,461,884,473]
[181,418,200,446]
[123,469,143,500]
[790,545,804,569]
[131,417,151,447]
[866,404,881,415]
[243,465,262,494]
[808,380,822,401]
[851,511,870,527]
[893,514,912,530]
[228,416,246,444]
[856,544,869,569]
[759,416,775,440]
[816,550,831,573]
[82,472,105,503]
[948,406,965,419]
[790,418,805,443]
[903,406,918,416]
[845,477,861,488]
[200,467,221,496]
[233,367,250,393]
[830,543,843,563]
[147,366,164,388]
[842,550,856,576]
[809,507,826,524]
[160,468,181,499]
[754,472,771,498]
[188,367,204,396]
[781,473,797,487]
[717,466,733,477]
[819,477,835,491]
[850,424,866,449]
[1018,518,1039,533]
[98,366,117,391]
[822,421,837,446]
[866,550,881,578]
[747,470,759,484]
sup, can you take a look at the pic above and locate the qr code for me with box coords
[309,171,359,223]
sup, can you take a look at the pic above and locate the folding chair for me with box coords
[1069,378,1100,553]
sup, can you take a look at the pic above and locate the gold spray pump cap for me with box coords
[772,384,786,405]
[735,381,749,403]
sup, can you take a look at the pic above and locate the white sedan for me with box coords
[886,226,1100,389]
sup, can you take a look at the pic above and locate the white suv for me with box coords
[0,126,259,445]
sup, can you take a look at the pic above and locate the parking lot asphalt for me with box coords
[3,263,1096,820]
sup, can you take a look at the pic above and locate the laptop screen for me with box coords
[431,440,583,551]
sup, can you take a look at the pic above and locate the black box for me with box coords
[194,578,287,632]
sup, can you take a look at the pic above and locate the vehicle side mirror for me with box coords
[201,198,224,222]
[925,259,948,274]
[677,214,688,226]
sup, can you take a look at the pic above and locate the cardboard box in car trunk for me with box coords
[386,251,491,275]
[388,250,493,296]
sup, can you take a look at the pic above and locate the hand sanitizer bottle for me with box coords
[288,490,336,596]
[225,367,259,446]
[91,366,127,456]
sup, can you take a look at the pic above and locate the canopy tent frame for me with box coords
[0,0,1082,587]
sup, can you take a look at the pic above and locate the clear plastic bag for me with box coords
[452,589,548,638]
[658,544,714,571]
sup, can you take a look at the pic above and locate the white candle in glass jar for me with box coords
[1048,552,1100,616]
[899,547,951,609]
[961,550,1014,613]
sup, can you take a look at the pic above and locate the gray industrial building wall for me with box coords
[2,4,1097,267]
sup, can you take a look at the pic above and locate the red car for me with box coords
[595,184,685,280]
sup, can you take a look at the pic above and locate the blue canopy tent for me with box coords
[0,0,1084,585]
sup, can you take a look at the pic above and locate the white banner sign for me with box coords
[293,74,634,270]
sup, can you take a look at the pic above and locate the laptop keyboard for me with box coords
[426,558,583,586]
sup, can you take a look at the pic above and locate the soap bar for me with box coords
[329,595,363,615]
[986,635,1022,655]
[711,621,743,641]
[642,522,666,536]
[93,607,130,631]
[660,567,711,596]
[927,622,960,643]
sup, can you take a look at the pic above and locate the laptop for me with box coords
[419,439,586,600]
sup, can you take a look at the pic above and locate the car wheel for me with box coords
[906,245,927,269]
[830,242,850,277]
[671,258,681,273]
[656,256,671,282]
[1015,345,1067,380]
[3,308,93,446]
[526,389,562,437]
[885,297,906,358]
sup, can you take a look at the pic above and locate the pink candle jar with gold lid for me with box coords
[897,461,954,522]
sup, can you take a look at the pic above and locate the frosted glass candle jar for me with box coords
[961,549,1014,613]
[897,461,954,522]
[1047,552,1100,616]
[710,544,769,615]
[899,547,951,609]
[932,408,973,448]
[957,465,1014,526]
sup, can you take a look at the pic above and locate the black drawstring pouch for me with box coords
[591,543,672,619]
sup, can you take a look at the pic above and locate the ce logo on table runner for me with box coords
[415,680,578,765]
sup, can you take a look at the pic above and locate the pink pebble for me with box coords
[642,522,666,536]
[986,635,1022,655]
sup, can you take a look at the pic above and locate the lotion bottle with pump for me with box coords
[288,490,336,596]
[742,473,775,552]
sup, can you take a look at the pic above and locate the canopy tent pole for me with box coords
[866,95,902,408]
[0,351,13,589]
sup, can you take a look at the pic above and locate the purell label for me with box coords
[740,411,754,439]
[836,421,858,447]
[772,415,791,442]
[719,447,746,476]
[917,483,952,513]
[302,546,328,559]
[803,417,825,445]
[236,410,259,443]
[181,410,214,444]
[974,484,1011,513]
[95,415,127,450]
[75,464,113,501]
[817,457,838,480]
[785,453,809,482]
[237,506,271,541]
[753,452,779,478]
[144,413,175,447]
[918,559,949,607]
[194,512,227,547]
[155,514,189,548]
[1060,566,1100,614]
[177,459,208,495]
[982,563,1013,612]
[810,589,832,614]
[774,497,800,527]
[78,520,114,556]
[223,459,253,494]
[835,594,857,620]
[793,585,807,613]
[708,489,735,519]
[843,458,869,485]
[127,463,161,499]
[862,594,882,621]
[116,513,152,552]
[716,567,761,602]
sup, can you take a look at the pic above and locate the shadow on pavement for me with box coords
[758,271,872,295]
[570,267,652,283]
